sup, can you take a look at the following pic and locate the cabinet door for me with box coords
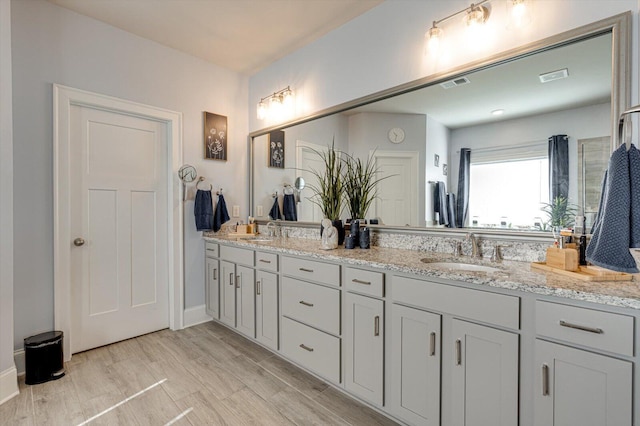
[256,270,278,351]
[235,265,255,337]
[344,293,384,406]
[451,319,518,426]
[219,260,236,327]
[391,304,441,426]
[205,257,219,318]
[534,339,632,426]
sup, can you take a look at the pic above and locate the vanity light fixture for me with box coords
[256,86,294,120]
[507,0,532,29]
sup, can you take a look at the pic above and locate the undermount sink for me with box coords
[420,259,502,273]
[239,236,273,242]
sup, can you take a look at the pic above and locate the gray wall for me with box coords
[11,0,248,351]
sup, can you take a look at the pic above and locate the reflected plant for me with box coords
[305,140,344,221]
[343,150,391,220]
[541,196,577,229]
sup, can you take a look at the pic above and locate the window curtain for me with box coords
[456,148,471,227]
[548,135,569,202]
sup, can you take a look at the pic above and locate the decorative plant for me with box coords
[541,196,577,229]
[343,151,390,220]
[306,141,344,221]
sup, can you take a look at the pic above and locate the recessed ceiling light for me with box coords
[491,109,505,116]
[539,68,569,83]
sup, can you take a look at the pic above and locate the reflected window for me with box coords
[468,146,549,229]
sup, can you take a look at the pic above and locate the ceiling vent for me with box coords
[440,77,470,89]
[539,68,569,83]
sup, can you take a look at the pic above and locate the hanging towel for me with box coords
[629,144,640,247]
[283,193,297,221]
[586,144,638,273]
[433,181,449,226]
[213,194,230,232]
[269,197,282,220]
[194,189,214,231]
[446,193,457,228]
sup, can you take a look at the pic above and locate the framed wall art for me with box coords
[268,130,285,168]
[204,112,227,160]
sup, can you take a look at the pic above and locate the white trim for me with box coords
[183,304,212,328]
[0,366,19,406]
[13,350,24,376]
[53,84,184,361]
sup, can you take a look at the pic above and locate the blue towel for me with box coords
[446,193,457,228]
[213,194,230,232]
[269,197,282,220]
[434,181,449,226]
[586,144,638,272]
[194,190,213,231]
[629,145,640,247]
[283,194,297,221]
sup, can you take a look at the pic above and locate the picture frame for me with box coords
[434,154,440,167]
[268,130,285,168]
[204,112,227,160]
[443,163,448,176]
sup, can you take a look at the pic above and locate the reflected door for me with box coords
[373,151,418,226]
[296,141,326,222]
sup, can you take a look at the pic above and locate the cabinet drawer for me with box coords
[282,256,340,287]
[535,301,634,356]
[393,275,519,330]
[255,251,278,272]
[205,241,219,258]
[282,277,340,335]
[220,245,253,266]
[345,267,384,297]
[281,317,340,383]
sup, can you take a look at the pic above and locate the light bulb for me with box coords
[426,24,443,52]
[507,0,532,29]
[257,100,266,120]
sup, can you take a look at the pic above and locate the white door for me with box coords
[69,105,169,353]
[296,141,326,222]
[373,151,418,226]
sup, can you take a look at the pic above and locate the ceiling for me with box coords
[47,0,383,74]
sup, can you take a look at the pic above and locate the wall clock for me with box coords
[388,127,405,144]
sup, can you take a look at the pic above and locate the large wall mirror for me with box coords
[249,13,630,235]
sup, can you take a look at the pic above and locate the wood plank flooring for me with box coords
[0,321,399,425]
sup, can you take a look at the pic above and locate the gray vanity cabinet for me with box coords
[219,246,255,338]
[204,242,219,319]
[255,268,278,351]
[390,304,441,426]
[220,260,236,327]
[450,319,519,426]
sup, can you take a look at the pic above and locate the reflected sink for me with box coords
[420,259,501,273]
[239,236,273,242]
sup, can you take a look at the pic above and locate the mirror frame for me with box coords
[248,12,631,238]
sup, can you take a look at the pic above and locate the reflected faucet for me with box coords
[466,233,481,258]
[266,221,277,238]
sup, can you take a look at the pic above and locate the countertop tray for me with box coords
[530,262,633,281]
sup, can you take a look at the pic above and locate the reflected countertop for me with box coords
[203,235,640,310]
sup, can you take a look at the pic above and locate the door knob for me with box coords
[73,238,85,246]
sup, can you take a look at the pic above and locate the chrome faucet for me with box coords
[266,221,277,238]
[466,233,481,258]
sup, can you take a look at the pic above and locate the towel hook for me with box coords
[216,188,223,196]
[196,176,213,191]
[272,191,278,199]
[618,104,640,149]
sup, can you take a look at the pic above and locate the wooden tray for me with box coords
[530,262,633,281]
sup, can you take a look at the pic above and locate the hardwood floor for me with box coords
[0,321,399,425]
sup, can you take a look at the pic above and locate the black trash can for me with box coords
[24,331,65,385]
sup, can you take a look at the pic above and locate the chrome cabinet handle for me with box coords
[299,300,314,307]
[352,279,371,285]
[73,237,85,246]
[559,320,604,334]
[236,275,240,289]
[259,259,272,264]
[299,344,314,352]
[299,268,314,273]
[455,339,462,365]
[256,280,261,295]
[229,273,234,286]
[429,332,436,356]
[374,316,380,336]
[542,364,549,396]
[213,268,218,280]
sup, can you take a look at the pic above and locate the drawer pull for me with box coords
[236,275,240,289]
[374,316,380,336]
[542,364,549,396]
[213,268,218,280]
[256,280,261,295]
[299,267,314,273]
[429,332,436,356]
[229,273,234,286]
[299,300,314,307]
[559,320,604,334]
[455,339,462,365]
[352,278,371,285]
[259,259,272,264]
[299,344,314,352]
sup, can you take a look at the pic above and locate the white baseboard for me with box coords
[0,366,19,406]
[183,304,211,328]
[13,350,25,376]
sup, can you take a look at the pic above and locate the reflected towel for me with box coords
[194,189,213,231]
[433,181,449,226]
[269,197,282,220]
[629,145,640,246]
[283,194,297,221]
[213,194,230,232]
[446,193,457,229]
[586,144,638,272]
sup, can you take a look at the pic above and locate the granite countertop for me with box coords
[203,235,640,310]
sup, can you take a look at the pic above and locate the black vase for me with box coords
[350,219,360,240]
[359,227,370,249]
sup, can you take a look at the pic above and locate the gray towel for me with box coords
[433,181,449,226]
[194,190,213,231]
[586,144,638,272]
[629,145,640,246]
